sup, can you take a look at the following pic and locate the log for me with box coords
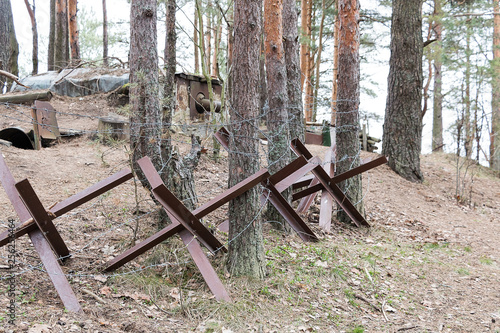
[0,90,52,104]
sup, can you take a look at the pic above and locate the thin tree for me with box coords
[491,0,500,170]
[68,0,80,63]
[264,0,291,231]
[432,0,444,152]
[0,0,19,90]
[48,0,55,70]
[129,0,165,191]
[54,0,70,69]
[228,0,266,278]
[103,0,108,67]
[194,4,200,73]
[23,0,38,75]
[382,0,424,182]
[283,0,305,142]
[335,0,363,222]
[331,2,339,126]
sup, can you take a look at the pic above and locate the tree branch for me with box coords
[0,70,30,89]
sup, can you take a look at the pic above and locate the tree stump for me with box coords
[97,115,130,143]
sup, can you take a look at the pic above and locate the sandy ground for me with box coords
[0,94,499,332]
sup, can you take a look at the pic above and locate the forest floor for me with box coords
[0,94,499,333]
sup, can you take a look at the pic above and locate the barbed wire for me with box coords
[0,93,376,286]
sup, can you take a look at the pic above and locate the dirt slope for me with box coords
[0,95,499,333]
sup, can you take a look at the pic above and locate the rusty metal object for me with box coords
[268,156,308,185]
[0,168,133,246]
[292,156,388,201]
[50,168,133,217]
[152,185,226,253]
[0,154,82,313]
[104,221,184,271]
[305,132,323,146]
[137,156,226,254]
[34,101,60,140]
[263,183,318,242]
[178,228,231,302]
[214,127,230,151]
[319,147,335,232]
[15,179,70,258]
[291,139,371,228]
[193,168,270,218]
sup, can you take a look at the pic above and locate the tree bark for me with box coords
[194,4,200,73]
[264,0,291,231]
[68,0,80,63]
[0,0,19,90]
[129,0,165,193]
[432,0,443,153]
[335,0,363,223]
[102,0,108,67]
[331,4,339,126]
[464,4,473,159]
[228,0,266,279]
[492,0,500,170]
[48,0,56,70]
[23,0,38,75]
[54,0,70,69]
[283,0,304,142]
[382,0,424,182]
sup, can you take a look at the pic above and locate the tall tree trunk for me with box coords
[68,0,79,63]
[283,0,304,141]
[102,0,108,67]
[264,0,291,231]
[162,0,200,215]
[163,0,176,169]
[464,5,473,159]
[212,10,222,77]
[300,0,309,90]
[129,0,165,192]
[206,0,212,72]
[48,0,56,71]
[335,0,363,223]
[228,0,266,279]
[303,0,314,121]
[313,0,326,122]
[54,0,69,69]
[492,0,500,170]
[259,32,268,119]
[0,0,18,90]
[432,0,443,152]
[382,0,423,183]
[331,4,339,126]
[24,0,38,75]
[194,5,200,74]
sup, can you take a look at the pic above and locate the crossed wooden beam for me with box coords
[0,153,133,312]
